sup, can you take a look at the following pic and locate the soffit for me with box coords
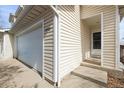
[11,5,50,32]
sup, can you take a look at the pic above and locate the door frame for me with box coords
[15,19,44,78]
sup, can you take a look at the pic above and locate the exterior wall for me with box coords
[91,27,100,33]
[81,21,91,60]
[13,8,55,82]
[0,32,3,58]
[58,5,82,80]
[81,6,116,69]
[43,9,54,81]
[3,32,14,59]
[81,22,101,60]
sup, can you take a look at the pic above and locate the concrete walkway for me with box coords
[73,66,107,84]
[61,66,107,88]
[61,74,105,88]
[0,59,53,88]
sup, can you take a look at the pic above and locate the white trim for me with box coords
[56,6,61,87]
[15,20,44,36]
[41,20,44,78]
[50,5,60,86]
[15,19,45,77]
[116,6,122,70]
[101,12,104,67]
[53,13,58,83]
[115,5,119,69]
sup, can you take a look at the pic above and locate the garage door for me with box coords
[17,27,43,73]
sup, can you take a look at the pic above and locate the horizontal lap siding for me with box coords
[81,6,116,69]
[43,9,54,81]
[58,5,82,80]
[81,22,91,59]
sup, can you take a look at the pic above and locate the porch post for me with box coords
[115,5,120,69]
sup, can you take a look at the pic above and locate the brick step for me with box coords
[72,66,107,87]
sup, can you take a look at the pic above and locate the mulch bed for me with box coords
[107,70,124,88]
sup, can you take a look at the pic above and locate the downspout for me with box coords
[50,5,60,87]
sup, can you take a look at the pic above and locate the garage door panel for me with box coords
[17,28,43,72]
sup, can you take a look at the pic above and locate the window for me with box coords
[93,32,101,49]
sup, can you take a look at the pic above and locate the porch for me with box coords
[81,14,102,66]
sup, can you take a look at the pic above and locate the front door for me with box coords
[91,32,101,58]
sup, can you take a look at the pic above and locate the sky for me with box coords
[120,18,124,42]
[0,5,18,28]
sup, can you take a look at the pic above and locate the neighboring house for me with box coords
[0,31,3,58]
[0,28,13,59]
[6,5,124,86]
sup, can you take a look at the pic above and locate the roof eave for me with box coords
[10,5,33,33]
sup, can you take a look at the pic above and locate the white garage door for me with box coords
[17,28,43,73]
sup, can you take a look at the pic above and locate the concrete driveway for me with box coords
[0,59,53,88]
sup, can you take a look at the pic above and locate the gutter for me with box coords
[11,5,33,32]
[50,5,60,87]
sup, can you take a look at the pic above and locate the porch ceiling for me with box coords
[83,15,101,28]
[11,5,50,32]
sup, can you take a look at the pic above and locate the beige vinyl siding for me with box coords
[81,21,91,60]
[81,6,116,69]
[0,32,3,57]
[58,5,82,80]
[0,32,3,38]
[43,9,54,81]
[3,32,14,59]
[14,7,54,81]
